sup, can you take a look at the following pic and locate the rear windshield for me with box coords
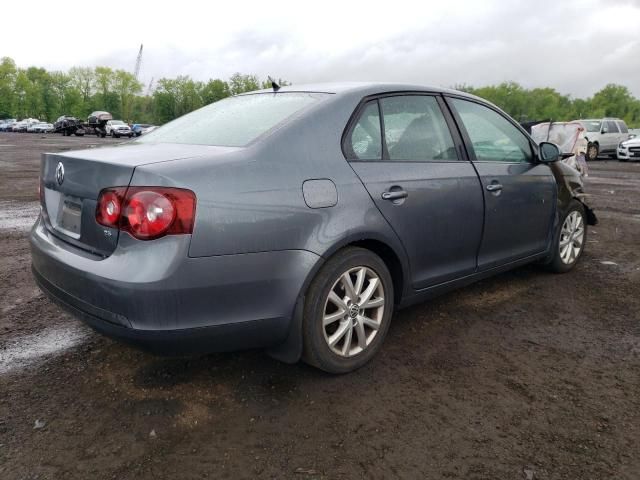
[582,121,601,132]
[138,92,327,147]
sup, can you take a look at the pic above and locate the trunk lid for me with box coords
[40,143,221,256]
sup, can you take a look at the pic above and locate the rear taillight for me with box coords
[96,188,125,227]
[96,187,196,240]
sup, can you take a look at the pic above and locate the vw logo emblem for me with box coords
[55,162,65,185]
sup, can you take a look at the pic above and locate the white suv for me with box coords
[105,120,133,138]
[576,118,630,160]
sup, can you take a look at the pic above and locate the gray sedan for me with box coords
[30,83,596,373]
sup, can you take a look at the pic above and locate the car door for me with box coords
[602,120,620,151]
[446,97,556,270]
[345,94,484,290]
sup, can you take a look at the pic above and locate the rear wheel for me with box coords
[302,247,394,374]
[587,142,599,161]
[547,201,587,273]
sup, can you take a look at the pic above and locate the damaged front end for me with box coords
[550,161,598,226]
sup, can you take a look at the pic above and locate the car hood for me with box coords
[622,138,640,147]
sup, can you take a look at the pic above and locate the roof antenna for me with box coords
[268,76,281,92]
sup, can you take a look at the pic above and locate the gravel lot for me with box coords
[0,133,639,480]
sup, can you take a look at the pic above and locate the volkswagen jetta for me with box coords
[30,83,597,373]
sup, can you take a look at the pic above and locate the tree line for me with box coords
[1,56,639,127]
[0,56,288,125]
[459,82,640,127]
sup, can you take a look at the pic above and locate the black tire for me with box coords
[128,134,133,138]
[586,142,599,161]
[302,247,394,374]
[546,201,587,273]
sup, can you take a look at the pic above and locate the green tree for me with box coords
[201,79,230,105]
[0,57,17,118]
[229,73,260,95]
[113,70,142,122]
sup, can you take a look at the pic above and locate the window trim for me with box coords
[341,91,466,163]
[443,94,538,164]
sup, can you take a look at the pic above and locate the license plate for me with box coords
[57,196,82,238]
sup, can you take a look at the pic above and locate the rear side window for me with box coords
[380,96,458,161]
[138,92,327,147]
[617,121,628,133]
[451,98,532,163]
[605,121,619,133]
[346,101,382,160]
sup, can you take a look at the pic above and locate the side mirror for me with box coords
[601,127,608,134]
[629,134,637,139]
[538,142,561,163]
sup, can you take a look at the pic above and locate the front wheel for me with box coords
[302,247,394,374]
[587,143,599,161]
[547,201,587,273]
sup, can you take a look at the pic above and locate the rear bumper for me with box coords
[30,216,320,354]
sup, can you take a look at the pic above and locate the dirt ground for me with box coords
[0,132,638,480]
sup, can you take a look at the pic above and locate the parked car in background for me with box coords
[12,121,28,132]
[131,124,156,137]
[31,83,598,374]
[29,122,54,133]
[617,135,640,162]
[105,120,133,138]
[576,118,630,160]
[531,121,589,176]
[0,121,17,132]
[0,118,17,131]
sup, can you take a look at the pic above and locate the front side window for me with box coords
[451,98,532,163]
[139,92,327,147]
[380,96,458,161]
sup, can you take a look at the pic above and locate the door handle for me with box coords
[381,190,408,201]
[486,183,503,192]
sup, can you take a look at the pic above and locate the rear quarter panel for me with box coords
[129,93,409,275]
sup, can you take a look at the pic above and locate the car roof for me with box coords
[245,81,480,99]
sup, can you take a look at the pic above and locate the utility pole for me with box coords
[134,44,143,81]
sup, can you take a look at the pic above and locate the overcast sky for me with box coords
[4,0,640,97]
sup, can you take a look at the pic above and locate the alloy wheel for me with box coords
[322,266,385,357]
[559,211,585,265]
